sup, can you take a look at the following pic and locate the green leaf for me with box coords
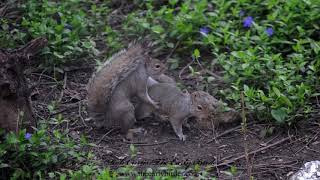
[130,144,135,153]
[6,133,19,144]
[151,25,164,34]
[243,84,249,92]
[169,0,178,6]
[279,95,293,107]
[272,87,281,97]
[310,40,320,54]
[82,41,93,49]
[271,109,287,123]
[49,172,55,178]
[53,52,64,59]
[0,163,9,168]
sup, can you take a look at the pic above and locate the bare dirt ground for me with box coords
[29,61,320,179]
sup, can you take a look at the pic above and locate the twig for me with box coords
[215,152,221,178]
[194,55,224,82]
[58,72,67,102]
[123,138,177,146]
[0,4,8,16]
[31,72,59,83]
[203,69,224,81]
[49,102,79,116]
[206,122,254,144]
[306,146,320,154]
[78,101,87,127]
[241,91,252,178]
[126,141,170,146]
[217,137,291,167]
[254,160,299,169]
[96,129,115,144]
[178,61,193,80]
[210,119,218,143]
[165,40,180,61]
[294,130,320,154]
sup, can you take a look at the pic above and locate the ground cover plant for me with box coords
[0,0,319,179]
[123,0,320,124]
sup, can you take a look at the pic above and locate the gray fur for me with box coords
[135,83,220,141]
[86,42,174,134]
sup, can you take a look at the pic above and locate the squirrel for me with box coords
[134,77,221,141]
[86,42,173,134]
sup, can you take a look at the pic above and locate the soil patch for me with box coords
[30,63,320,179]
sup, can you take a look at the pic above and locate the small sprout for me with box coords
[229,165,238,176]
[194,164,200,173]
[188,66,200,76]
[193,49,201,59]
[130,144,137,157]
[243,16,254,28]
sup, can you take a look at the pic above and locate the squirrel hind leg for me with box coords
[135,102,153,120]
[118,103,137,134]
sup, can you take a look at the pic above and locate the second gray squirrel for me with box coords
[135,77,221,141]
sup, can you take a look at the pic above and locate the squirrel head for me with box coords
[190,91,220,121]
[145,57,167,77]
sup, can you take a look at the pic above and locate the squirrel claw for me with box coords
[178,134,187,141]
[154,102,160,110]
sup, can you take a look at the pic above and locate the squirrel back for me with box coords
[87,42,148,113]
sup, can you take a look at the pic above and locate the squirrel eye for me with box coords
[155,64,161,69]
[197,105,203,111]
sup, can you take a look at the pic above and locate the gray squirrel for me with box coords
[86,42,174,134]
[135,77,221,141]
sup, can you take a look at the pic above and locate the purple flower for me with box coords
[25,133,32,140]
[239,10,245,16]
[243,16,254,28]
[265,27,274,36]
[199,27,210,37]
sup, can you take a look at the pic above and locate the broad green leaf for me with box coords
[279,95,293,107]
[272,87,281,97]
[271,109,287,123]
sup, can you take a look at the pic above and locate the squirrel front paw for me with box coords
[153,101,160,110]
[178,134,187,141]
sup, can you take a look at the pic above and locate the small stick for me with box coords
[294,131,320,154]
[58,72,67,102]
[211,119,218,143]
[178,61,193,80]
[217,137,290,167]
[165,40,180,61]
[206,122,254,144]
[125,140,169,147]
[123,138,177,146]
[96,129,115,144]
[31,72,59,83]
[49,103,79,116]
[241,91,252,178]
